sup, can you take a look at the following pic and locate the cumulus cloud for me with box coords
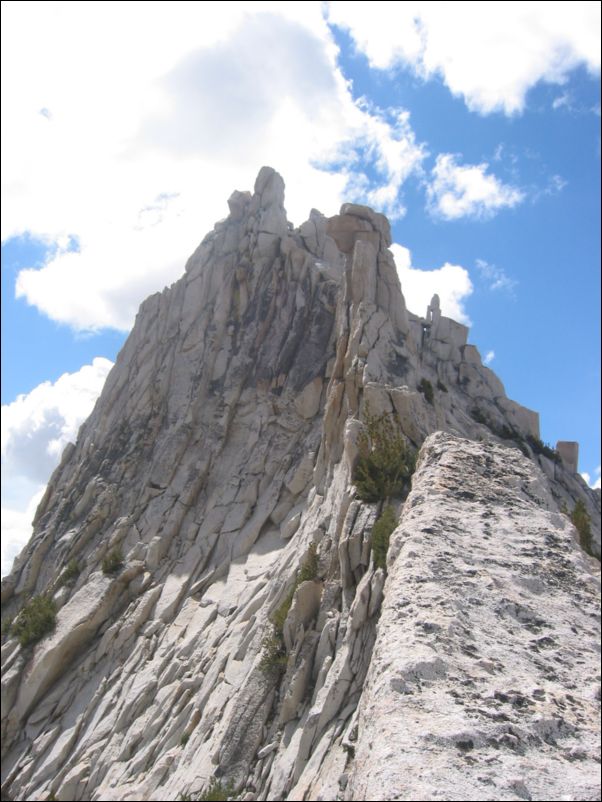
[391,243,473,325]
[328,2,601,115]
[484,350,495,365]
[1,358,113,576]
[2,5,425,332]
[581,466,601,490]
[426,154,524,220]
[1,491,45,578]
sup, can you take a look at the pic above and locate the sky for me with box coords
[1,1,600,576]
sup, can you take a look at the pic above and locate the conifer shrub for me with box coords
[571,499,594,557]
[259,630,288,677]
[417,378,434,405]
[470,408,530,455]
[354,411,415,502]
[198,779,234,801]
[11,594,57,647]
[470,407,488,426]
[180,780,234,802]
[271,543,318,635]
[526,435,560,463]
[271,589,295,636]
[498,424,517,441]
[57,558,80,587]
[371,506,397,571]
[1,614,14,638]
[260,543,320,676]
[102,548,124,575]
[298,542,318,583]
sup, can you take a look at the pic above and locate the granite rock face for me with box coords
[1,168,599,802]
[346,432,600,802]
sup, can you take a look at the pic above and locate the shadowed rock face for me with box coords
[1,168,599,802]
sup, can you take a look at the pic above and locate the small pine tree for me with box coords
[198,778,234,801]
[354,411,415,502]
[417,378,434,405]
[526,435,560,463]
[259,631,288,676]
[11,595,57,647]
[571,499,594,557]
[271,589,295,635]
[57,558,80,587]
[298,542,318,583]
[371,506,397,571]
[1,614,14,638]
[102,548,124,575]
[260,542,320,676]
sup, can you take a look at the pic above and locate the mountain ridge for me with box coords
[1,167,599,802]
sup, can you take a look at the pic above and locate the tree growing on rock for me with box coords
[354,410,415,503]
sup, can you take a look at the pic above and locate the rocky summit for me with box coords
[1,167,600,802]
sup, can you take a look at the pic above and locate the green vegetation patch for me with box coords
[298,541,318,583]
[260,543,319,676]
[571,499,595,558]
[470,408,530,456]
[102,548,124,575]
[417,378,434,405]
[1,614,14,638]
[198,779,234,802]
[11,594,57,648]
[470,407,488,426]
[57,558,81,587]
[371,506,397,571]
[354,411,415,503]
[525,435,560,463]
[271,588,295,636]
[271,543,318,635]
[258,630,288,677]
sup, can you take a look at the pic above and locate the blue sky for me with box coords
[1,1,600,574]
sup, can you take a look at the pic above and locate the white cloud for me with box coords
[1,490,45,578]
[328,2,601,115]
[581,466,601,490]
[391,243,473,324]
[529,174,568,203]
[2,4,426,332]
[475,258,517,293]
[484,350,495,365]
[427,154,524,220]
[552,92,572,111]
[1,358,113,576]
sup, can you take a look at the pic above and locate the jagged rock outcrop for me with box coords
[1,168,599,802]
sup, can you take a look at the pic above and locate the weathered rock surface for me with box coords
[1,168,599,802]
[346,432,601,801]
